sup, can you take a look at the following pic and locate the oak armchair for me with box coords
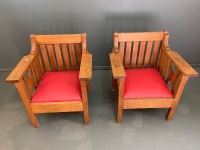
[6,33,92,127]
[110,31,198,123]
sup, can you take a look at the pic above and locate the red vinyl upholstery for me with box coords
[31,71,82,103]
[124,68,173,99]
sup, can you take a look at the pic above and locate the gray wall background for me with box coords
[1,0,200,69]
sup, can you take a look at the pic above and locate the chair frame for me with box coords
[6,33,92,127]
[110,31,198,123]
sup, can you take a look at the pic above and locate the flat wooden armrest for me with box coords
[166,50,198,77]
[6,55,35,83]
[110,52,126,79]
[79,53,92,80]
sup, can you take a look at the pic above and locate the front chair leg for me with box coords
[112,76,116,91]
[117,101,123,123]
[80,80,90,125]
[117,78,125,123]
[28,112,39,127]
[166,105,177,121]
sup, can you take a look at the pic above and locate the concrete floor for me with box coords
[0,69,200,150]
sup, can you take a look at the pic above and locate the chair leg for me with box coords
[166,106,177,121]
[27,110,39,127]
[80,80,90,125]
[83,107,90,125]
[117,102,123,123]
[86,80,90,92]
[116,78,125,123]
[112,76,116,91]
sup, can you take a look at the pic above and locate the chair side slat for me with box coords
[118,32,164,42]
[150,41,161,67]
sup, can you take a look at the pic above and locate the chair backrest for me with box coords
[30,33,87,72]
[113,31,169,69]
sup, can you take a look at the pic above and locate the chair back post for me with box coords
[30,34,39,55]
[81,33,87,53]
[113,32,119,53]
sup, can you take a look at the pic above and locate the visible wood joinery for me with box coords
[22,68,36,99]
[165,63,181,94]
[111,31,198,123]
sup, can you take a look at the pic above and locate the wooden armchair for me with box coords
[110,31,198,123]
[6,33,92,127]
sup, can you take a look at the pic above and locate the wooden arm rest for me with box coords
[166,50,198,77]
[110,52,126,79]
[6,55,35,83]
[79,53,92,80]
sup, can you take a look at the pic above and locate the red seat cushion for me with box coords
[31,71,82,103]
[124,68,173,99]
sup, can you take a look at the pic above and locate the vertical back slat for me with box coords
[47,44,57,71]
[144,41,153,67]
[81,33,87,53]
[150,41,161,67]
[124,42,132,68]
[54,44,64,71]
[39,44,51,71]
[137,41,146,68]
[68,44,76,70]
[119,42,125,63]
[61,44,70,70]
[75,43,82,67]
[131,41,139,68]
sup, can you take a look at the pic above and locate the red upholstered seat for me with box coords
[124,68,173,99]
[31,71,82,103]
